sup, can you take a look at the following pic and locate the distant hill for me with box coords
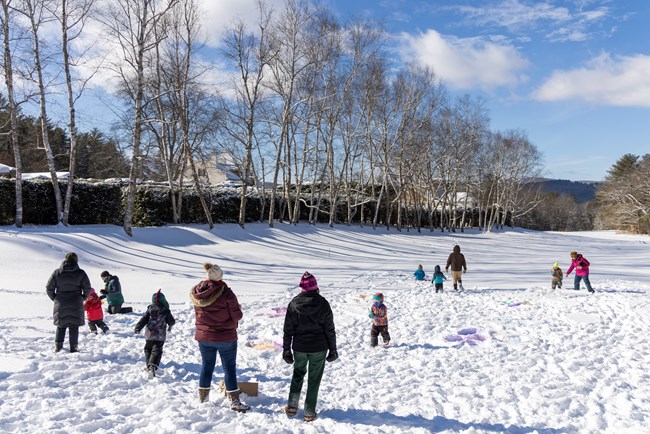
[529,178,601,204]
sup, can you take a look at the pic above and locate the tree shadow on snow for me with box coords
[320,408,567,433]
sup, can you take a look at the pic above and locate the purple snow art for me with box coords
[444,328,487,346]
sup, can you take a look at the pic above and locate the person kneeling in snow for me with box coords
[134,290,175,379]
[369,292,390,347]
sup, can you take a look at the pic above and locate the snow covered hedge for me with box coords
[0,179,304,226]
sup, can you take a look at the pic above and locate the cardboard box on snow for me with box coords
[217,380,259,397]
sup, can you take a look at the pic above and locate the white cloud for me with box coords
[454,0,610,43]
[197,0,285,47]
[533,52,650,107]
[400,29,529,91]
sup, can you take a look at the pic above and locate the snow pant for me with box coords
[451,271,463,289]
[574,275,594,292]
[288,350,327,417]
[88,320,109,333]
[144,340,165,369]
[198,340,238,391]
[108,304,132,314]
[551,277,562,289]
[434,283,444,293]
[55,326,79,347]
[370,325,391,346]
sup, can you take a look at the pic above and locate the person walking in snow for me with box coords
[190,262,250,412]
[99,270,130,314]
[282,272,338,422]
[550,262,563,289]
[134,290,175,379]
[46,252,92,353]
[445,245,467,290]
[431,265,447,293]
[368,292,390,347]
[566,251,594,293]
[413,264,425,281]
[83,290,109,334]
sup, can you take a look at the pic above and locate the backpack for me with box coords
[145,304,167,342]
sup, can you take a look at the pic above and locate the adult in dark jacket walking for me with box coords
[445,244,467,290]
[282,272,338,422]
[46,252,92,353]
[189,262,249,412]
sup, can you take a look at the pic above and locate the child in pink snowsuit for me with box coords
[566,251,594,293]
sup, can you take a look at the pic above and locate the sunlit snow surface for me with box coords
[1,224,648,433]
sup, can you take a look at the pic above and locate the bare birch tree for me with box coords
[102,0,177,236]
[220,0,271,227]
[55,0,96,225]
[1,0,24,227]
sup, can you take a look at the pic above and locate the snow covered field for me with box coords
[0,223,648,434]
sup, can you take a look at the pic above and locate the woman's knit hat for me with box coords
[204,262,224,281]
[553,262,559,268]
[65,252,78,263]
[299,271,318,292]
[372,292,384,303]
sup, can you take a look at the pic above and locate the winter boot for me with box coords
[70,345,78,353]
[453,284,458,291]
[147,365,157,379]
[198,387,211,403]
[370,336,378,347]
[227,390,250,413]
[54,342,63,352]
[101,326,109,333]
[282,405,297,417]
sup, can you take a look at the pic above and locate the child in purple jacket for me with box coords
[368,292,390,347]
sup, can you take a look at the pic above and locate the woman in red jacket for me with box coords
[190,262,250,412]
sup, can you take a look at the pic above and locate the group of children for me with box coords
[82,281,176,379]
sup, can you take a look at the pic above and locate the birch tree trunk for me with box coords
[1,0,23,227]
[21,0,64,223]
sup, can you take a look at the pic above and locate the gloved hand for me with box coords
[326,350,338,362]
[134,328,141,334]
[167,325,173,332]
[282,350,294,364]
[463,270,466,274]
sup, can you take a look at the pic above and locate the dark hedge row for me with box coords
[0,178,507,229]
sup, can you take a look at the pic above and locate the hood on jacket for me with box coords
[453,245,461,253]
[292,291,324,315]
[190,280,226,307]
[434,265,442,274]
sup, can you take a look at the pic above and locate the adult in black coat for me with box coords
[46,252,92,353]
[282,272,337,421]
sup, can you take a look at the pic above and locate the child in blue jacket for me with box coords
[431,265,446,293]
[414,265,425,281]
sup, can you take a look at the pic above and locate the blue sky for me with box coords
[13,0,648,182]
[319,0,650,181]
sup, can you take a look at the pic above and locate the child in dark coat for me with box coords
[368,292,390,347]
[134,290,176,379]
[83,290,109,334]
[431,265,447,293]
